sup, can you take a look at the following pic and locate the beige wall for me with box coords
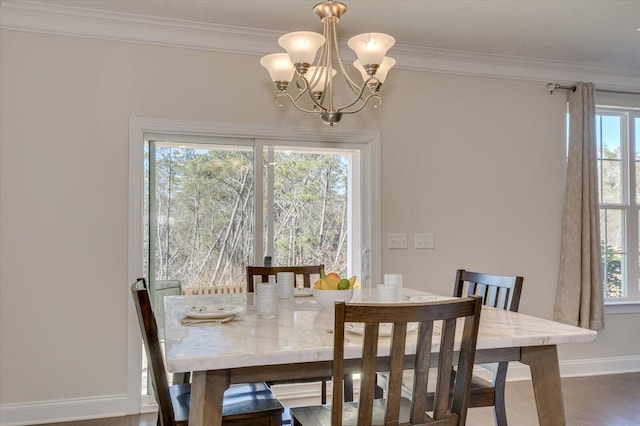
[1,29,638,409]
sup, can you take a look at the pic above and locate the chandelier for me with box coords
[260,1,395,126]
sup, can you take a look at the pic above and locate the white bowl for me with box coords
[312,288,354,310]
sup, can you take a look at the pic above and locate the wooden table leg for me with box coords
[189,370,230,426]
[520,345,566,426]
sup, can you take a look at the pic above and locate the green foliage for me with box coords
[601,241,622,298]
[144,143,349,287]
[272,152,348,276]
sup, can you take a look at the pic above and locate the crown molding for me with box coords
[2,0,639,91]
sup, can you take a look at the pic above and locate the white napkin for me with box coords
[180,315,236,326]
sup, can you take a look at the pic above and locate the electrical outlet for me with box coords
[415,233,434,249]
[388,233,408,249]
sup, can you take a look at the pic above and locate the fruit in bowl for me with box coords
[312,271,357,310]
[313,270,357,290]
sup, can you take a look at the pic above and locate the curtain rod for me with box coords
[546,82,640,96]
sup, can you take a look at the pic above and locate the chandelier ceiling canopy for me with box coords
[260,1,395,126]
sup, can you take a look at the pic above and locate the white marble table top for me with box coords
[164,288,597,374]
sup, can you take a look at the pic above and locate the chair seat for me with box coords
[170,382,284,425]
[290,397,413,426]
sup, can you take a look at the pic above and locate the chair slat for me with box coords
[357,322,380,425]
[410,321,433,424]
[385,322,407,425]
[452,294,483,425]
[434,317,457,419]
[332,302,346,426]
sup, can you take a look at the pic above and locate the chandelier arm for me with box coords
[293,74,331,112]
[326,78,376,112]
[275,93,324,115]
[307,66,321,89]
[331,27,361,94]
[292,78,310,103]
[337,93,382,115]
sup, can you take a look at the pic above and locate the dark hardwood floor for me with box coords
[464,372,640,425]
[35,373,639,426]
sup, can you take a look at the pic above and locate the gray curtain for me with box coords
[554,82,604,330]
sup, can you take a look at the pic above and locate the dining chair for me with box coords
[246,265,336,406]
[290,296,483,426]
[131,278,284,426]
[246,265,324,292]
[450,269,524,426]
[375,269,524,425]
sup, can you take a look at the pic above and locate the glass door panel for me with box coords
[263,146,356,277]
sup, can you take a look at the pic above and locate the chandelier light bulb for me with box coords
[260,53,295,85]
[354,57,396,84]
[278,31,325,65]
[348,33,395,66]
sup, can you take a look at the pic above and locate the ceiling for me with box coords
[6,0,640,76]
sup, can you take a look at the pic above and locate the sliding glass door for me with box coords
[144,137,362,292]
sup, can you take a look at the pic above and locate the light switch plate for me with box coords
[388,233,408,249]
[415,233,434,249]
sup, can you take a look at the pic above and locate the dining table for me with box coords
[163,287,597,426]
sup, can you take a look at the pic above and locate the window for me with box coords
[144,139,359,290]
[596,106,640,306]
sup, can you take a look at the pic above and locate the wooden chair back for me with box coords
[331,296,482,425]
[246,265,323,292]
[131,277,176,425]
[454,269,523,312]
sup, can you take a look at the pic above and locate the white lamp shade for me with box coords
[307,66,337,92]
[347,33,395,66]
[278,31,325,65]
[260,53,295,83]
[354,56,396,83]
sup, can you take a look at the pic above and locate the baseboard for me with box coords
[270,381,331,401]
[0,394,128,426]
[2,356,639,425]
[473,355,640,382]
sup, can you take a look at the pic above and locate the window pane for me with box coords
[596,114,623,205]
[146,141,255,288]
[270,148,350,276]
[599,159,623,204]
[599,115,621,159]
[601,209,624,298]
[604,209,623,249]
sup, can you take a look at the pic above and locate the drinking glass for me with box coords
[256,282,278,319]
[277,272,295,299]
[383,273,403,301]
